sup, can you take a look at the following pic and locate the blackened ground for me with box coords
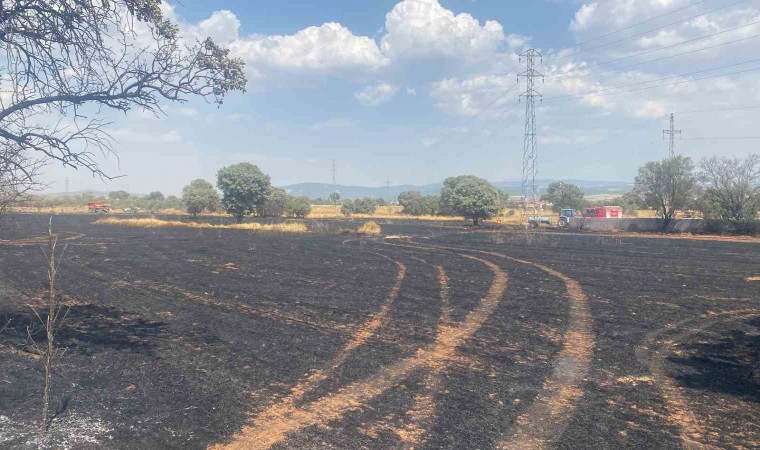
[0,214,757,449]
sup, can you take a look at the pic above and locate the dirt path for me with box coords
[637,309,760,450]
[211,254,507,450]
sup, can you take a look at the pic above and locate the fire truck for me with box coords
[559,206,623,228]
[582,206,623,219]
[87,200,111,213]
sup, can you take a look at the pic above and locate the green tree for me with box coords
[217,163,272,223]
[610,190,646,217]
[181,179,220,217]
[340,198,378,216]
[286,196,312,218]
[440,175,500,225]
[398,190,425,215]
[540,181,586,213]
[635,156,697,228]
[697,154,759,221]
[264,188,289,217]
[109,190,130,201]
[329,192,341,205]
[145,191,165,201]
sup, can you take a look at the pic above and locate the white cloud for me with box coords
[182,10,241,43]
[159,129,182,144]
[311,119,356,131]
[178,107,199,117]
[229,23,388,77]
[355,83,399,106]
[429,74,517,117]
[380,0,507,60]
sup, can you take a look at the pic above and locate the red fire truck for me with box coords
[583,206,623,219]
[87,200,111,213]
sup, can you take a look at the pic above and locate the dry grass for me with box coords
[94,217,308,233]
[307,205,463,222]
[357,221,382,235]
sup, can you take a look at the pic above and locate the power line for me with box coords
[683,136,760,139]
[550,0,748,63]
[674,104,760,114]
[545,62,760,104]
[548,57,760,102]
[546,32,760,85]
[572,0,715,47]
[550,18,760,75]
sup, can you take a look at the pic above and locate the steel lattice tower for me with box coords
[663,113,681,158]
[518,49,543,226]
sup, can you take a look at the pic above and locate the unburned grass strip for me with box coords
[94,217,308,233]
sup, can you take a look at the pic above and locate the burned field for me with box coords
[0,214,758,449]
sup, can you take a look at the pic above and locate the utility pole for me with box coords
[663,113,682,158]
[385,177,392,203]
[331,159,338,204]
[518,49,543,227]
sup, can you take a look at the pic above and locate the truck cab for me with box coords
[558,208,578,228]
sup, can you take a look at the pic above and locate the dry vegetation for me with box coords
[306,205,464,221]
[357,221,382,235]
[94,217,308,233]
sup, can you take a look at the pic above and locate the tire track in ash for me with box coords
[271,254,406,408]
[398,240,594,449]
[368,263,452,447]
[212,253,507,450]
[0,231,86,247]
[636,308,760,450]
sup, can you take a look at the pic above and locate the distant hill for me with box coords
[282,179,633,200]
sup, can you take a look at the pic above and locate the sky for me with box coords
[42,0,760,195]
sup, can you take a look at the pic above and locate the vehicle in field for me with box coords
[527,215,553,227]
[583,206,623,219]
[558,208,580,228]
[87,200,111,213]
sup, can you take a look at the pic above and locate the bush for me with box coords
[702,219,760,236]
[285,196,311,218]
[341,198,378,216]
[507,209,515,216]
[357,221,381,235]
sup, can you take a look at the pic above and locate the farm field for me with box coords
[0,213,758,449]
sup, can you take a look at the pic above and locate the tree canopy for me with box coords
[182,179,220,217]
[635,156,697,226]
[540,182,586,212]
[697,154,759,221]
[264,188,289,217]
[217,163,272,222]
[286,196,312,219]
[440,175,500,225]
[398,190,440,216]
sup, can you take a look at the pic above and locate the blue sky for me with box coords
[45,0,760,194]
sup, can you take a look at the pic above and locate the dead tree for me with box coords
[27,218,69,432]
[0,0,247,206]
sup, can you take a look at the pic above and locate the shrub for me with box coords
[341,198,378,216]
[286,196,312,218]
[357,221,381,235]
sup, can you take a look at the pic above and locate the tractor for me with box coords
[558,208,579,228]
